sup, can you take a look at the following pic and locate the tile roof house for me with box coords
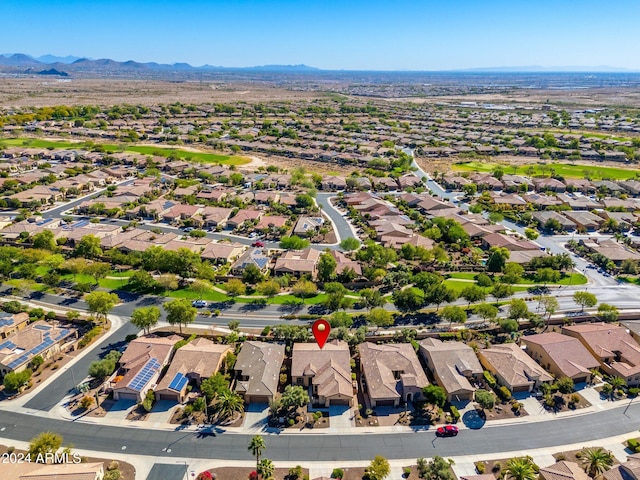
[234,341,285,403]
[112,334,181,402]
[155,338,232,403]
[481,232,540,252]
[0,312,29,340]
[521,332,600,383]
[358,342,428,407]
[532,211,577,231]
[293,216,325,237]
[603,453,640,480]
[579,238,640,265]
[291,340,354,407]
[230,247,271,274]
[0,321,76,376]
[330,250,363,277]
[478,343,553,393]
[274,248,321,278]
[5,461,104,480]
[419,338,483,402]
[539,461,591,480]
[200,206,233,228]
[562,323,640,386]
[226,209,263,229]
[562,211,605,231]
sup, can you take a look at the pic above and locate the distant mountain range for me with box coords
[0,53,320,77]
[0,53,636,77]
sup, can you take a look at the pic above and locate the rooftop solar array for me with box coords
[36,218,54,226]
[4,327,71,370]
[0,340,16,350]
[0,318,15,327]
[253,257,269,269]
[168,372,189,392]
[129,358,161,392]
[72,220,90,228]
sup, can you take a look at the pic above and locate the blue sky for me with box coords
[5,0,640,70]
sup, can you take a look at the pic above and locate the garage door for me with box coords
[250,396,270,404]
[330,398,351,406]
[512,385,530,393]
[116,392,138,401]
[574,376,588,384]
[157,393,179,402]
[375,400,396,407]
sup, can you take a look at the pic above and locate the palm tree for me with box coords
[248,435,266,473]
[257,458,275,480]
[579,447,614,478]
[503,457,538,480]
[212,389,245,420]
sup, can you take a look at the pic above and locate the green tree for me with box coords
[74,234,103,259]
[225,278,247,297]
[368,456,391,480]
[201,372,229,402]
[258,458,275,480]
[340,237,360,251]
[499,318,520,334]
[367,307,394,328]
[317,251,337,282]
[503,457,538,480]
[392,287,424,313]
[128,270,157,292]
[360,288,385,311]
[535,267,560,284]
[291,279,318,300]
[425,283,458,311]
[539,295,559,323]
[295,193,315,210]
[597,303,619,322]
[502,263,524,285]
[243,264,264,284]
[84,291,119,323]
[279,236,310,250]
[85,262,111,283]
[487,247,510,273]
[417,456,455,480]
[32,230,57,251]
[439,305,467,327]
[573,291,597,312]
[492,283,514,303]
[476,273,493,287]
[191,279,214,299]
[556,377,575,394]
[248,435,266,473]
[579,447,614,478]
[3,369,32,392]
[475,389,495,410]
[280,385,309,411]
[257,279,280,297]
[163,298,197,333]
[474,303,499,323]
[508,298,529,321]
[130,306,161,335]
[211,388,244,420]
[460,285,486,307]
[422,385,446,408]
[28,431,63,458]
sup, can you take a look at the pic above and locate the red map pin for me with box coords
[312,319,331,349]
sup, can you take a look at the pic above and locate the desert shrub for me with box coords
[331,469,344,479]
[287,418,295,426]
[498,386,512,401]
[475,463,485,474]
[483,370,497,389]
[450,406,460,423]
[628,438,640,453]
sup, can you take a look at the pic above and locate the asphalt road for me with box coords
[146,464,188,480]
[2,400,640,461]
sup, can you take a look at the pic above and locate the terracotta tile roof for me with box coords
[358,342,428,401]
[234,341,285,398]
[521,332,600,378]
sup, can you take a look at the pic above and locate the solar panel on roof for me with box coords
[34,324,52,331]
[0,340,16,350]
[129,358,161,392]
[168,373,184,391]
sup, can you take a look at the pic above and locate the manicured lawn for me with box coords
[167,288,230,303]
[444,279,491,293]
[453,160,640,180]
[447,272,477,280]
[3,137,250,166]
